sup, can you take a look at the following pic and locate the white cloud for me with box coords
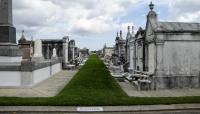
[176,11,200,22]
[13,0,60,39]
[13,0,200,49]
[168,0,200,22]
[138,0,200,23]
[13,0,139,40]
[119,22,134,36]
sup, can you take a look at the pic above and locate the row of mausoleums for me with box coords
[103,2,200,90]
[18,32,89,68]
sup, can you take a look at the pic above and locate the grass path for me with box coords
[0,55,200,106]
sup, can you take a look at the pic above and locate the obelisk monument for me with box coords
[0,0,15,43]
[0,0,21,62]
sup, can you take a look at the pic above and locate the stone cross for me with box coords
[0,0,13,25]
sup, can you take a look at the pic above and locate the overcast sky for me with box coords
[13,0,200,50]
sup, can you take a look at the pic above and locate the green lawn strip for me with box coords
[0,54,200,106]
[54,55,127,105]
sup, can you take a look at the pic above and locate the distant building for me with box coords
[79,48,89,58]
[41,38,79,66]
[95,50,103,56]
[103,44,114,58]
[41,39,63,59]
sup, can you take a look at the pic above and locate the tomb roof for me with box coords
[155,22,200,33]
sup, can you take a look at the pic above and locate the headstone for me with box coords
[33,39,43,62]
[52,48,57,59]
[33,39,42,57]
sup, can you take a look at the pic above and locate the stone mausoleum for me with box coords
[127,2,200,90]
[145,2,200,89]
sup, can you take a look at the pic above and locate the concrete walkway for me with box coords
[118,80,200,97]
[0,104,200,113]
[0,70,77,97]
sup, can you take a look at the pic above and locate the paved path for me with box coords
[0,70,77,97]
[118,80,200,97]
[0,104,200,114]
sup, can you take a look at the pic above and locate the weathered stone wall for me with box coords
[136,44,144,71]
[33,65,51,84]
[153,33,200,89]
[0,60,61,88]
[0,71,21,87]
[164,41,200,76]
[51,63,61,75]
[129,42,135,72]
[148,43,155,73]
